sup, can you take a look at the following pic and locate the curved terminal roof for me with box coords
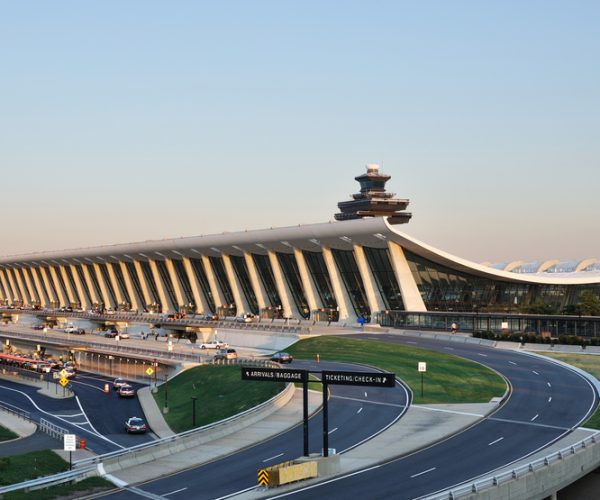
[1,217,599,285]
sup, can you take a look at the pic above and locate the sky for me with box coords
[1,1,598,264]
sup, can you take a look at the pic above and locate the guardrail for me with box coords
[39,418,69,440]
[0,400,31,421]
[427,432,600,499]
[75,369,295,471]
[0,465,98,495]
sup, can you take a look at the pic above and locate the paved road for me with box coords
[272,334,598,499]
[0,371,154,455]
[102,359,410,500]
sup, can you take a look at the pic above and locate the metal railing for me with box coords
[0,465,98,495]
[426,432,600,499]
[39,418,70,440]
[0,400,31,421]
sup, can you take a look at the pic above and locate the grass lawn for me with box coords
[539,352,600,430]
[153,364,286,433]
[0,424,18,442]
[2,477,112,500]
[284,336,506,404]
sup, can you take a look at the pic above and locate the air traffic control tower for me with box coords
[334,163,412,225]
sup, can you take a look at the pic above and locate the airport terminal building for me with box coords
[1,165,599,332]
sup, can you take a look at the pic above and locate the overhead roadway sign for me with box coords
[321,370,396,387]
[241,366,308,383]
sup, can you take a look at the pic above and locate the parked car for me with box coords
[124,417,147,434]
[118,384,136,398]
[271,352,293,364]
[200,339,228,350]
[104,331,118,338]
[113,377,128,390]
[64,325,77,334]
[214,348,238,361]
[73,328,86,335]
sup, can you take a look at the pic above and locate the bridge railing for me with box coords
[427,432,600,499]
[0,465,98,495]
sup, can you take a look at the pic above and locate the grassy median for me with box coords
[0,449,112,498]
[284,336,506,404]
[0,424,18,442]
[539,353,600,429]
[153,364,286,433]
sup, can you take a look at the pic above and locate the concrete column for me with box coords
[21,267,39,305]
[48,266,67,307]
[81,265,100,305]
[38,267,56,305]
[148,260,174,313]
[0,269,14,304]
[387,241,426,311]
[106,263,125,305]
[4,268,22,304]
[354,245,386,317]
[119,262,142,312]
[69,265,90,310]
[267,251,296,319]
[13,268,32,305]
[201,255,224,308]
[166,259,186,310]
[222,254,249,316]
[0,269,8,302]
[92,263,115,309]
[133,261,152,308]
[183,257,210,314]
[244,252,267,310]
[322,247,356,322]
[59,266,77,305]
[30,267,49,307]
[293,248,321,314]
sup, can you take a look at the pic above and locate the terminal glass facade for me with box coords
[73,265,92,307]
[252,254,282,309]
[155,260,178,310]
[172,259,195,307]
[331,249,371,320]
[364,247,405,310]
[125,262,145,307]
[276,252,310,319]
[230,255,259,314]
[303,251,337,310]
[139,261,159,306]
[98,264,117,307]
[87,265,104,305]
[209,256,236,314]
[112,263,132,308]
[189,257,215,313]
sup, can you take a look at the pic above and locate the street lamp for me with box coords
[163,374,169,414]
[191,396,197,427]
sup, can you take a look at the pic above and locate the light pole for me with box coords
[191,396,197,427]
[163,373,169,414]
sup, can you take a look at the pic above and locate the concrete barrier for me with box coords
[266,460,318,486]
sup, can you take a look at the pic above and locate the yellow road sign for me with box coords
[59,377,69,387]
[146,367,154,376]
[60,369,68,378]
[258,468,269,486]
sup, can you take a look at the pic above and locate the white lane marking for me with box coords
[488,437,504,446]
[443,347,454,351]
[262,453,284,463]
[163,487,188,496]
[70,380,106,393]
[328,427,338,434]
[214,485,259,500]
[364,391,368,397]
[410,467,436,478]
[509,361,517,365]
[331,395,405,409]
[531,414,539,422]
[478,353,488,357]
[0,385,124,449]
[547,382,552,388]
[357,407,363,414]
[548,397,552,403]
[532,370,539,375]
[413,405,484,417]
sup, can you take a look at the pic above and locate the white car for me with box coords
[64,325,77,334]
[200,340,229,350]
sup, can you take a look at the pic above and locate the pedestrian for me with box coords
[155,332,159,341]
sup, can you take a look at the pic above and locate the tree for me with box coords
[578,290,600,316]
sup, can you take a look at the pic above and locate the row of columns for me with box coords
[0,242,426,321]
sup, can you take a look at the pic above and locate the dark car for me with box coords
[271,352,293,363]
[125,417,147,434]
[118,384,136,398]
[104,330,118,338]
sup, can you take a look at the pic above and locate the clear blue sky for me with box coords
[1,1,598,263]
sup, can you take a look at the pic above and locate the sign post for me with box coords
[418,362,427,397]
[64,434,76,470]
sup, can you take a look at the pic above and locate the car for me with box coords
[104,330,118,338]
[33,324,45,330]
[200,340,229,350]
[214,348,238,361]
[118,384,136,398]
[113,377,128,390]
[124,417,147,434]
[116,332,130,339]
[271,352,293,363]
[64,325,77,334]
[73,328,86,335]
